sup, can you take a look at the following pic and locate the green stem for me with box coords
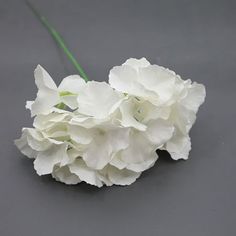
[26,0,89,82]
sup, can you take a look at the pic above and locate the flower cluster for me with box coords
[15,58,206,187]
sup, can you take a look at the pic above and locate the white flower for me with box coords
[15,59,206,187]
[15,110,146,187]
[27,65,85,116]
[109,58,206,160]
[15,107,161,187]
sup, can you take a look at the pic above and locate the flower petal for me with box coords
[123,57,150,70]
[58,75,86,94]
[107,127,130,152]
[139,65,176,103]
[68,125,93,145]
[30,65,60,116]
[77,81,123,119]
[109,153,127,170]
[60,95,78,109]
[97,167,113,186]
[119,99,147,131]
[181,82,206,113]
[52,165,81,185]
[69,159,103,187]
[34,143,68,175]
[14,131,37,158]
[140,101,171,122]
[145,119,174,147]
[24,128,52,151]
[165,132,191,160]
[115,131,158,172]
[58,75,86,109]
[126,152,157,172]
[107,165,141,186]
[33,112,70,130]
[82,133,111,170]
[109,64,155,99]
[172,104,196,135]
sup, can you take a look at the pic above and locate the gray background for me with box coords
[0,0,235,235]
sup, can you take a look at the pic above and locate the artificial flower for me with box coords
[15,58,206,187]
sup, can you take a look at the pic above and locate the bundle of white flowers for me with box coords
[15,58,205,187]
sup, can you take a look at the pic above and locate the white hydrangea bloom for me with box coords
[109,58,206,161]
[15,112,145,187]
[15,59,205,187]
